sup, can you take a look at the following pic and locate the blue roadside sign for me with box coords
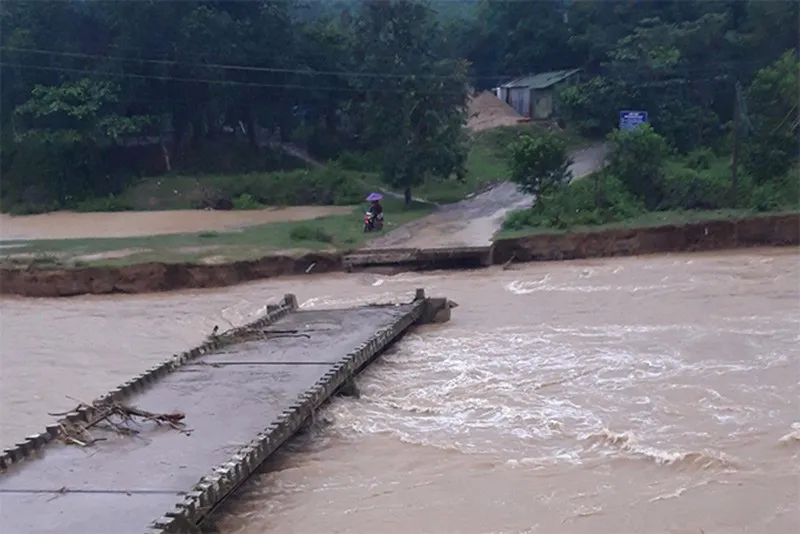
[619,110,648,131]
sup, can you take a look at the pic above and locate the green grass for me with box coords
[0,198,433,268]
[496,208,797,239]
[403,124,591,204]
[118,167,377,211]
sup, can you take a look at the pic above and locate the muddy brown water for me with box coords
[1,249,798,533]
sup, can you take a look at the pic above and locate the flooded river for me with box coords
[1,249,798,533]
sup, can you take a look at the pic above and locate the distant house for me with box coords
[494,68,581,120]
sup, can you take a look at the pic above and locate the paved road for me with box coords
[368,144,607,249]
[0,306,415,534]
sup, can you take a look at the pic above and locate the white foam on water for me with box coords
[300,290,413,309]
[321,313,793,475]
[778,423,800,445]
[579,428,741,470]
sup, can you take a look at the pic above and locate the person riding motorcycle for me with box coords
[367,199,384,222]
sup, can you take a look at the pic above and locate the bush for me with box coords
[606,124,671,209]
[660,160,735,210]
[289,224,334,243]
[336,150,382,172]
[749,167,800,212]
[503,173,644,231]
[1,200,61,215]
[188,165,367,208]
[684,147,715,171]
[231,193,262,210]
[73,195,134,212]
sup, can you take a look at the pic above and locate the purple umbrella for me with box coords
[365,193,383,201]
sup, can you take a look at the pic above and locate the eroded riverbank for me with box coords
[1,213,797,297]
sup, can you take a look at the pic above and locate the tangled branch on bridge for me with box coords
[49,398,190,447]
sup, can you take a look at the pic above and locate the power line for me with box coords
[1,45,769,83]
[2,60,744,97]
[1,46,473,81]
[0,0,755,3]
[0,62,471,95]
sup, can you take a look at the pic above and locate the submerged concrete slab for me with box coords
[0,364,328,492]
[0,491,179,534]
[0,303,422,534]
[204,305,414,365]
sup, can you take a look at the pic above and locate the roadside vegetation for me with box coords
[502,50,799,236]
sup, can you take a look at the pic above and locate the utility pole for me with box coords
[730,81,741,208]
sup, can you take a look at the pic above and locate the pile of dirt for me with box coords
[467,91,525,132]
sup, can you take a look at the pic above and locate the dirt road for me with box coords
[367,143,607,249]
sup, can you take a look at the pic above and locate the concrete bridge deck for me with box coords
[0,291,452,534]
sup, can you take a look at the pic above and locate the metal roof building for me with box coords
[495,68,582,119]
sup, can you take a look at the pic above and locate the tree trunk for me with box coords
[245,107,258,149]
[404,187,411,206]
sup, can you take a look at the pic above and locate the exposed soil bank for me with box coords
[0,252,341,298]
[1,214,796,298]
[492,213,800,263]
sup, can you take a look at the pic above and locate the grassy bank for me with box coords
[497,207,800,238]
[78,166,374,212]
[1,198,432,268]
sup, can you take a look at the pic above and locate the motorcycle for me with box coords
[363,211,384,232]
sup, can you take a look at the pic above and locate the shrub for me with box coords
[660,164,727,210]
[660,155,760,211]
[188,165,366,208]
[231,193,262,210]
[508,133,573,197]
[503,173,644,231]
[73,195,134,212]
[336,150,382,172]
[684,147,715,171]
[289,224,334,243]
[749,167,800,212]
[606,124,670,209]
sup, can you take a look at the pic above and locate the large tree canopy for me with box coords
[1,0,797,211]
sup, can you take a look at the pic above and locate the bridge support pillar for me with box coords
[417,296,457,325]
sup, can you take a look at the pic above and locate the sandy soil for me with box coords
[0,207,352,241]
[467,91,525,132]
[75,248,151,262]
[368,144,608,249]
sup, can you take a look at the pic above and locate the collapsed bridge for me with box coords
[0,290,453,534]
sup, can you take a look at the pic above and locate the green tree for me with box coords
[352,0,469,204]
[14,79,151,144]
[606,124,670,210]
[509,133,573,199]
[9,79,152,204]
[743,51,799,184]
[562,13,729,151]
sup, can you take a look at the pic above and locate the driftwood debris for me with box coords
[501,252,517,271]
[48,398,190,447]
